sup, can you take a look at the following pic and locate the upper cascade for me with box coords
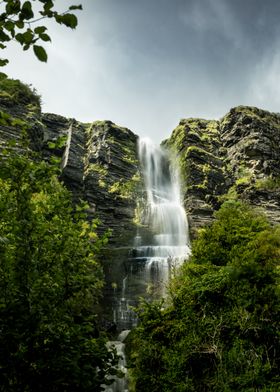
[137,137,191,265]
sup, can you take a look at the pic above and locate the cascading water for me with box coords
[134,138,191,295]
[103,138,190,391]
[110,138,191,329]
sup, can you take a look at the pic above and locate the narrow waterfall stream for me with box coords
[135,138,191,292]
[103,138,190,391]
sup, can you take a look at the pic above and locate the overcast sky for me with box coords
[3,0,280,142]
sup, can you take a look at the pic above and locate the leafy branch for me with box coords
[0,0,82,65]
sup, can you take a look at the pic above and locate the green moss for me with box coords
[235,176,252,186]
[98,179,106,188]
[108,172,141,199]
[86,163,108,177]
[255,176,280,191]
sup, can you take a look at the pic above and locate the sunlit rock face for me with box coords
[164,106,280,236]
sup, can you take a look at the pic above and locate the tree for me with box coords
[0,145,120,391]
[0,0,82,65]
[127,201,280,391]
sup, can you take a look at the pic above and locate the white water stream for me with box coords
[135,138,191,293]
[104,138,190,391]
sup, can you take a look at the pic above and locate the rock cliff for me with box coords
[0,76,140,245]
[164,106,280,237]
[1,75,280,241]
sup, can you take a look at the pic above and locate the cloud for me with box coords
[248,47,280,111]
[180,0,243,47]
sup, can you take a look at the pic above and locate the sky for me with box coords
[3,0,280,142]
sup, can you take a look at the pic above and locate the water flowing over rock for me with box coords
[135,138,191,293]
[102,330,130,392]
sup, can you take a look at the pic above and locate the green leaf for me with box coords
[6,1,21,15]
[40,33,51,42]
[48,141,56,149]
[0,30,11,42]
[43,0,54,13]
[60,13,78,29]
[20,1,34,20]
[16,20,24,29]
[0,43,6,49]
[0,58,9,66]
[4,21,15,32]
[69,5,83,10]
[34,26,47,34]
[33,45,48,62]
[22,29,34,44]
[15,33,24,44]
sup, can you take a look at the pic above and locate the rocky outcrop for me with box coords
[165,106,280,236]
[0,79,140,245]
[163,118,227,236]
[42,118,140,244]
[220,106,280,225]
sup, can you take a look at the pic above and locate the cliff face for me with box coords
[0,82,140,245]
[1,76,280,241]
[165,106,280,236]
[44,118,140,244]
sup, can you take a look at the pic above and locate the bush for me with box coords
[0,72,41,107]
[128,201,280,391]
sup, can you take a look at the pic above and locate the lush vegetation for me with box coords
[127,201,280,391]
[0,142,120,391]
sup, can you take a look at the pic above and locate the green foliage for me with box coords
[0,72,41,107]
[0,147,119,391]
[128,201,280,391]
[191,201,269,266]
[255,176,280,191]
[0,0,82,65]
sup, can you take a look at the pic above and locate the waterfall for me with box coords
[103,138,190,391]
[109,138,191,329]
[134,138,191,295]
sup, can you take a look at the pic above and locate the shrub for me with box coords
[128,201,280,391]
